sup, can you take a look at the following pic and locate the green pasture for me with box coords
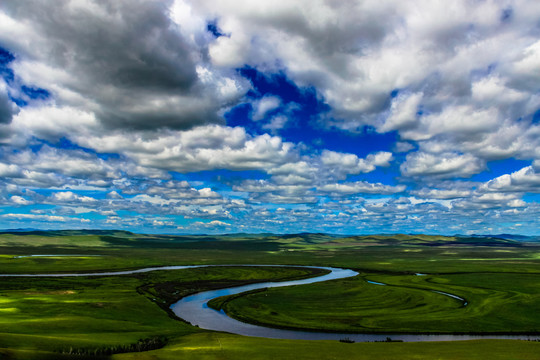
[0,231,539,359]
[111,334,540,360]
[0,266,323,355]
[212,271,540,333]
[1,231,539,275]
[3,336,540,360]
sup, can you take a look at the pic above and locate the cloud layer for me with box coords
[0,0,539,235]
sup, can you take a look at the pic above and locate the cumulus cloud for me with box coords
[0,163,22,178]
[267,161,317,185]
[73,125,297,173]
[401,152,485,178]
[2,213,67,222]
[49,191,98,205]
[379,93,423,133]
[481,166,540,193]
[145,181,222,200]
[233,179,316,204]
[184,1,540,127]
[10,106,100,143]
[0,0,248,132]
[9,146,118,179]
[5,168,68,188]
[262,115,289,134]
[401,105,502,142]
[252,96,281,121]
[10,195,32,205]
[0,0,539,234]
[412,188,472,200]
[320,150,393,179]
[183,220,232,232]
[453,192,526,210]
[183,0,540,182]
[318,181,406,196]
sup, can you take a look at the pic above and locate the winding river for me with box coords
[2,264,537,342]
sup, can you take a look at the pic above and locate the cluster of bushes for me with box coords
[61,336,167,356]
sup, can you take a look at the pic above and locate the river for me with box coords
[2,264,537,342]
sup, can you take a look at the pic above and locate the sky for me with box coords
[0,0,539,235]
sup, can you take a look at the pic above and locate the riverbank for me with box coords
[205,270,540,336]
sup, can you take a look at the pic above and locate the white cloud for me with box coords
[262,115,288,134]
[0,0,539,234]
[9,146,118,179]
[50,191,98,204]
[2,213,67,222]
[181,0,540,184]
[481,166,540,193]
[208,26,250,68]
[0,163,22,178]
[318,181,406,195]
[152,219,176,227]
[405,105,501,142]
[252,96,281,121]
[453,192,527,210]
[10,106,100,144]
[508,39,540,91]
[73,125,296,173]
[183,0,540,131]
[188,220,231,229]
[320,150,393,178]
[10,195,32,205]
[412,188,472,200]
[1,0,249,133]
[106,191,123,199]
[233,179,317,204]
[401,152,485,178]
[394,142,415,153]
[379,93,423,133]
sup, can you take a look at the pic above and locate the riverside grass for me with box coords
[0,231,539,359]
[210,271,540,334]
[0,266,324,352]
[3,337,540,360]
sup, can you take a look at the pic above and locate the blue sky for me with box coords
[0,0,540,235]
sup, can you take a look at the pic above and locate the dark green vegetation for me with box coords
[0,230,539,359]
[211,272,540,334]
[0,264,323,358]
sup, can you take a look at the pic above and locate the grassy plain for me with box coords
[0,231,539,359]
[211,271,540,333]
[0,265,323,356]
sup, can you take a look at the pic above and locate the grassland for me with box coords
[112,334,540,360]
[0,230,539,359]
[211,271,540,333]
[0,265,324,356]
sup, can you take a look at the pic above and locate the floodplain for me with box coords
[0,230,539,359]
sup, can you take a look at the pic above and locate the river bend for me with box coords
[1,264,536,342]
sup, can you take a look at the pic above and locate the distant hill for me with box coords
[1,230,538,249]
[466,234,540,242]
[315,234,525,247]
[0,228,41,233]
[0,229,135,237]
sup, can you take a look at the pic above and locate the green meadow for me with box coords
[211,271,540,334]
[0,231,539,359]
